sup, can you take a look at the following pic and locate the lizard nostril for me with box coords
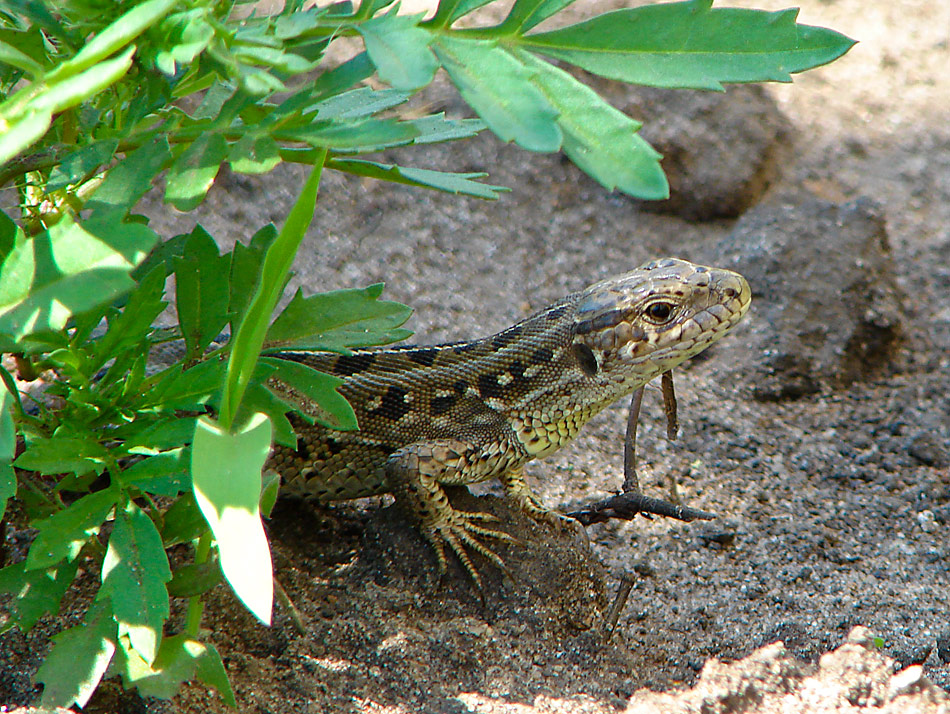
[723,287,738,298]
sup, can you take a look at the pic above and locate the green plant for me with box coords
[0,0,853,707]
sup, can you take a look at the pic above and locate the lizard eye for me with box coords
[644,301,675,324]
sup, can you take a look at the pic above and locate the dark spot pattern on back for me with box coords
[430,394,457,415]
[332,353,376,376]
[370,385,411,421]
[454,380,468,395]
[546,305,569,321]
[477,372,503,399]
[530,347,554,364]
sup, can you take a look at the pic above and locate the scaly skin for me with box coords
[267,258,751,588]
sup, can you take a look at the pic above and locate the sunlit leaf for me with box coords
[191,413,273,624]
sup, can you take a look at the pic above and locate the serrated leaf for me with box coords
[25,489,117,570]
[14,434,108,476]
[359,10,438,91]
[114,633,235,705]
[85,136,172,216]
[142,360,224,411]
[165,133,227,211]
[261,355,357,432]
[191,413,273,624]
[0,214,155,345]
[237,379,297,447]
[174,225,231,359]
[36,599,116,709]
[522,1,857,90]
[90,266,167,374]
[46,139,119,192]
[515,50,667,199]
[327,158,506,199]
[229,133,281,174]
[101,501,171,663]
[432,35,561,152]
[119,449,190,496]
[406,113,486,145]
[264,283,412,352]
[0,558,79,631]
[283,117,419,152]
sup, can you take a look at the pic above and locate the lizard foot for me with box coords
[423,506,518,593]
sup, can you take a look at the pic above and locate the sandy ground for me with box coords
[3,0,950,712]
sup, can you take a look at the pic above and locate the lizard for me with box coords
[266,257,751,589]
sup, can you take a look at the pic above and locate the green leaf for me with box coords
[166,558,222,598]
[29,45,135,115]
[405,113,486,145]
[14,434,108,476]
[227,224,277,331]
[164,132,227,211]
[432,35,561,152]
[90,266,167,374]
[515,50,667,199]
[522,0,857,90]
[229,133,282,174]
[0,558,79,632]
[259,469,280,518]
[261,356,357,432]
[265,283,411,352]
[86,137,172,216]
[219,160,326,430]
[142,360,224,411]
[160,492,208,547]
[36,599,117,709]
[236,379,297,448]
[327,158,507,199]
[426,0,494,28]
[0,37,45,76]
[283,117,419,152]
[0,376,15,519]
[48,0,178,81]
[125,418,199,453]
[359,10,439,91]
[119,449,190,496]
[0,106,52,167]
[115,633,235,705]
[46,139,119,192]
[25,489,117,570]
[0,214,155,346]
[311,86,411,121]
[174,225,231,359]
[495,0,577,34]
[191,413,273,624]
[101,501,171,663]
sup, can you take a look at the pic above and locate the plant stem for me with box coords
[185,531,213,637]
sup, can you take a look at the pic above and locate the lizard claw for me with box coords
[423,507,518,593]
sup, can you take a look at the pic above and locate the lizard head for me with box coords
[570,258,751,386]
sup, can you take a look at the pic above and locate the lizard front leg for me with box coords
[385,439,517,591]
[499,466,577,529]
